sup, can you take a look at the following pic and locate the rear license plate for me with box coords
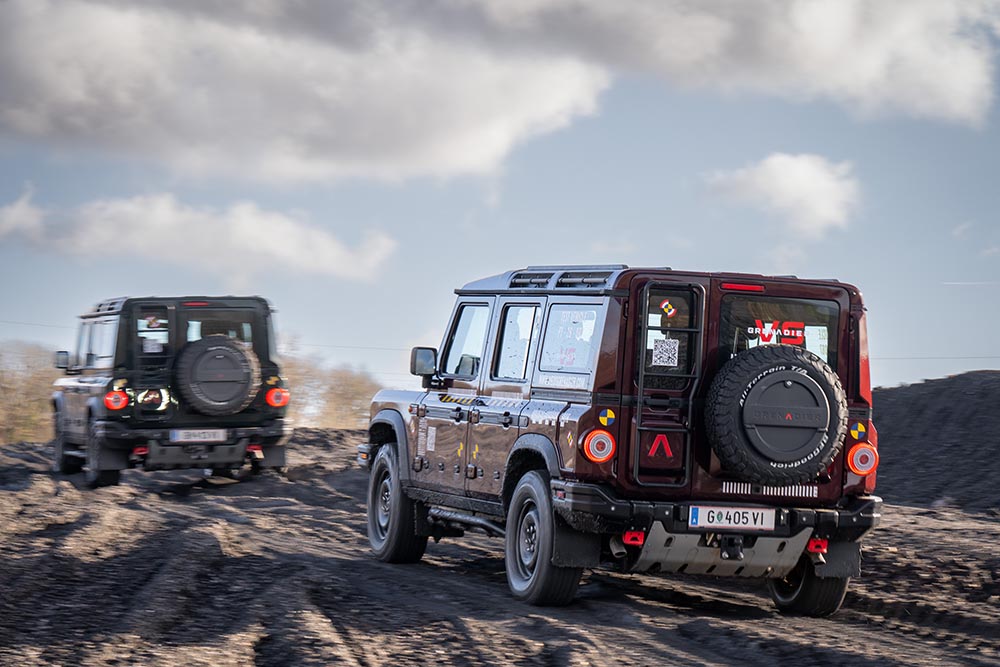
[689,505,776,531]
[170,428,227,444]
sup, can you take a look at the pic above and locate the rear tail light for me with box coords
[846,443,879,476]
[583,429,616,464]
[265,387,290,408]
[104,390,129,411]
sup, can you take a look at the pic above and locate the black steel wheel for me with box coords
[768,555,849,617]
[504,470,582,606]
[366,445,427,563]
[85,423,121,489]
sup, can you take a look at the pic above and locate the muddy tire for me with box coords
[505,471,582,606]
[175,335,261,416]
[768,555,849,617]
[705,345,848,486]
[367,445,427,563]
[52,414,83,475]
[85,424,121,489]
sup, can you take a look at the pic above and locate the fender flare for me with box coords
[368,409,411,482]
[506,432,562,480]
[51,391,66,420]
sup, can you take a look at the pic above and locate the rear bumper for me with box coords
[95,419,292,448]
[550,479,882,543]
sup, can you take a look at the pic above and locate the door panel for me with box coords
[466,300,543,499]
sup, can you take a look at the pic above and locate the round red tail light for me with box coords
[583,429,616,464]
[265,387,290,408]
[104,390,129,411]
[846,443,879,476]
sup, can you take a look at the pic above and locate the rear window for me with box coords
[719,296,839,368]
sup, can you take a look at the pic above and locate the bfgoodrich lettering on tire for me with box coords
[705,345,848,486]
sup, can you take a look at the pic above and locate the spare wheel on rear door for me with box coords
[175,335,261,416]
[704,344,848,486]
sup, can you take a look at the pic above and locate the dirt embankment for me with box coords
[0,420,998,666]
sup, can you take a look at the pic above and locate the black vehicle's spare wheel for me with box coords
[175,335,261,416]
[705,345,848,486]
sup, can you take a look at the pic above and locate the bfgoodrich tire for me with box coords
[85,424,121,489]
[52,414,83,475]
[705,345,848,486]
[367,445,427,563]
[768,555,850,617]
[505,471,582,606]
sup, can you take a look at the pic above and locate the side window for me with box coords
[442,304,490,378]
[137,307,170,355]
[644,290,695,377]
[75,321,92,367]
[494,305,539,380]
[539,305,599,374]
[89,317,119,369]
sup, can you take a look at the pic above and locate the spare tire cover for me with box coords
[704,345,848,486]
[175,335,261,416]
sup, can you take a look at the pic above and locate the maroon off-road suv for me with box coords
[359,266,881,615]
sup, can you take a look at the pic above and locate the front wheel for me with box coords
[504,471,582,606]
[85,424,121,489]
[366,445,427,563]
[767,555,849,616]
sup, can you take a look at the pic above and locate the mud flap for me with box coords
[551,515,600,568]
[260,445,286,468]
[98,446,129,471]
[814,541,862,578]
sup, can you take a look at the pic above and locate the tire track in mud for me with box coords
[1,431,999,666]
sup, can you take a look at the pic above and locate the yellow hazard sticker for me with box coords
[473,444,479,460]
[850,422,868,440]
[457,442,464,457]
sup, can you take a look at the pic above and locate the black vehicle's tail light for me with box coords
[583,429,616,464]
[104,390,130,411]
[265,387,290,408]
[846,442,879,476]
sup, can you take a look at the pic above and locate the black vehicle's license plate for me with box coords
[689,505,776,531]
[170,428,227,443]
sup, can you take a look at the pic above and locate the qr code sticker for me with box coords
[652,338,679,367]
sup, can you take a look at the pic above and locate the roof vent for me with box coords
[509,272,553,289]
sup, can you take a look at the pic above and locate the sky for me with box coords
[1,0,999,389]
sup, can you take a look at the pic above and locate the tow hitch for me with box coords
[720,535,744,561]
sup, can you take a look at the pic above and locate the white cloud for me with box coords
[706,153,859,241]
[0,192,395,282]
[0,1,998,183]
[0,187,44,239]
[952,221,975,238]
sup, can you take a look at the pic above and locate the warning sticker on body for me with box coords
[426,426,436,452]
[652,338,679,367]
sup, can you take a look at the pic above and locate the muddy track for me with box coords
[1,429,998,666]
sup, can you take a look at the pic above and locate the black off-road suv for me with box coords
[52,296,291,487]
[359,265,881,615]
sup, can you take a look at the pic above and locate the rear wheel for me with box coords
[768,555,849,617]
[52,414,83,475]
[366,445,427,563]
[504,471,582,606]
[85,424,121,489]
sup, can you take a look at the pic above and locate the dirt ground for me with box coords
[1,428,998,667]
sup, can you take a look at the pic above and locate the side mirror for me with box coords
[55,351,69,369]
[410,347,437,377]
